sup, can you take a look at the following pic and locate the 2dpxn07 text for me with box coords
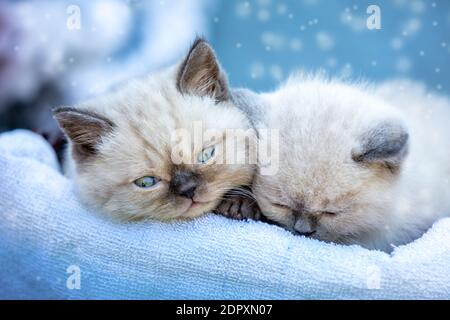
[176,303,273,317]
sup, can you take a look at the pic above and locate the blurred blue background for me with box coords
[212,0,450,93]
[0,0,449,134]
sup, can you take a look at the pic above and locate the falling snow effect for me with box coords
[210,0,450,93]
[0,0,212,130]
[0,0,449,132]
[0,0,449,299]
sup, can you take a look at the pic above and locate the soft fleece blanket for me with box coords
[0,129,449,299]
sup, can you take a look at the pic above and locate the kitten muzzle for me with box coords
[293,216,316,236]
[170,171,199,199]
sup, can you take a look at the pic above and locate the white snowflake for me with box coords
[396,56,412,73]
[326,57,337,68]
[390,37,404,51]
[256,0,271,6]
[276,3,287,15]
[410,0,426,14]
[235,2,251,18]
[340,63,353,77]
[403,18,422,36]
[316,32,334,51]
[270,65,283,80]
[340,10,366,32]
[257,9,271,22]
[261,32,285,51]
[250,62,265,79]
[289,38,303,52]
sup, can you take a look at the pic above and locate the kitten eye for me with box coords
[197,146,215,164]
[134,176,159,189]
[271,203,290,210]
[321,211,337,216]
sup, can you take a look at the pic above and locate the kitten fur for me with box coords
[53,39,256,221]
[252,75,450,252]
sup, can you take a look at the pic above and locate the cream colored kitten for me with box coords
[253,75,450,252]
[53,39,256,221]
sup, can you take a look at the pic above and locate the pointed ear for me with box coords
[177,37,230,103]
[53,107,114,161]
[352,121,409,173]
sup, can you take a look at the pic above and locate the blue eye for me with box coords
[134,176,159,189]
[197,146,215,164]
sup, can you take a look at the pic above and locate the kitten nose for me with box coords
[179,185,197,199]
[293,216,315,236]
[170,171,198,199]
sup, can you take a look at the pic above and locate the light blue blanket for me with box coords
[0,130,449,299]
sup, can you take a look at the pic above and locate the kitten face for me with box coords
[253,78,409,245]
[54,39,256,220]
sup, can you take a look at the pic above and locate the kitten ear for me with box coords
[352,121,409,172]
[53,107,114,160]
[177,37,230,102]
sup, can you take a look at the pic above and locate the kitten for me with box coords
[252,75,450,251]
[53,38,256,221]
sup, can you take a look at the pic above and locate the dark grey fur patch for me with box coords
[231,88,267,132]
[169,171,199,199]
[352,121,409,171]
[52,106,114,161]
[176,37,230,103]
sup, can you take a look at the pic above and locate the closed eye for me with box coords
[271,203,291,210]
[321,211,337,216]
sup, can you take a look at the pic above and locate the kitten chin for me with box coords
[53,38,256,221]
[252,74,450,252]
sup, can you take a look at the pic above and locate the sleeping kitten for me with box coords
[252,75,450,251]
[53,38,256,221]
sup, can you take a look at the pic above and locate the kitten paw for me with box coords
[214,196,262,221]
